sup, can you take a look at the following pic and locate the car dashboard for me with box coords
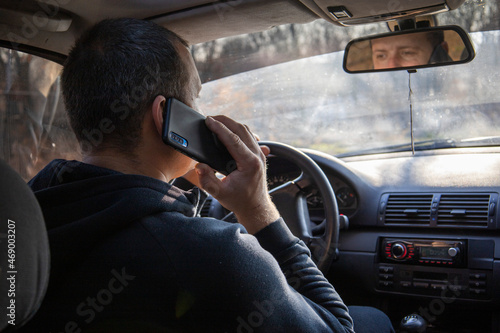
[268,147,500,331]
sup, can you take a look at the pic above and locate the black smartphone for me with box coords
[162,98,236,175]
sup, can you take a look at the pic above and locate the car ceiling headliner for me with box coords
[0,0,319,60]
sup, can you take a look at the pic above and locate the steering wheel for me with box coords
[259,141,339,273]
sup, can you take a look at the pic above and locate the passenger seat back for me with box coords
[0,159,50,331]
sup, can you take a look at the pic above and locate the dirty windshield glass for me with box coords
[194,0,500,156]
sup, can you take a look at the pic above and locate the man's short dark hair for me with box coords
[61,18,190,154]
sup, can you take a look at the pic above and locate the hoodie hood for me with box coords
[29,159,203,281]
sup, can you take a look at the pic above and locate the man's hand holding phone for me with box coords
[194,116,280,234]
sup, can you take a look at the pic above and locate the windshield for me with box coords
[195,0,500,156]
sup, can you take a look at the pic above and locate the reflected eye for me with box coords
[400,49,419,60]
[374,53,387,61]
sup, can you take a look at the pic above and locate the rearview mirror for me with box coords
[343,26,475,73]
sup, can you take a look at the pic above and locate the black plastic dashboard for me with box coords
[299,146,500,331]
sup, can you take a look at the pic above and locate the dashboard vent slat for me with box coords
[437,194,490,227]
[384,194,433,224]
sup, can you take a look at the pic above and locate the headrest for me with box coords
[0,159,50,331]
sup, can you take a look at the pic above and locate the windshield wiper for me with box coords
[337,137,500,158]
[459,136,500,146]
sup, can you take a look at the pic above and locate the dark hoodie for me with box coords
[21,159,354,332]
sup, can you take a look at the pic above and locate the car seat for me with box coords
[0,159,50,331]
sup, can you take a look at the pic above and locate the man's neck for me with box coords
[83,153,170,182]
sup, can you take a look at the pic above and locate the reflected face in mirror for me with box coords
[371,32,441,69]
[343,27,474,73]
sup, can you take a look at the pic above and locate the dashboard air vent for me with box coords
[437,194,490,227]
[384,194,433,224]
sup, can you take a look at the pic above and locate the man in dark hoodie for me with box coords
[24,18,394,332]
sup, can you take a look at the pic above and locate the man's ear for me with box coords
[152,95,166,135]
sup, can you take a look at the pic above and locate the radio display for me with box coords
[420,247,450,259]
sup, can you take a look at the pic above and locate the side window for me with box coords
[0,48,80,180]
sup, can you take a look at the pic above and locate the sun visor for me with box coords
[298,0,466,26]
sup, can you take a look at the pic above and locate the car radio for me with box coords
[381,238,466,267]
